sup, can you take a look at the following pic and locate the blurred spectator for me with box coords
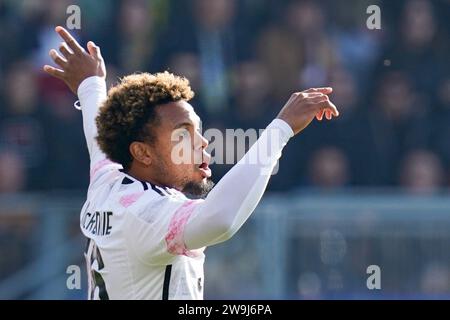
[109,0,164,73]
[432,77,450,165]
[231,59,275,129]
[193,0,237,117]
[168,52,202,93]
[0,150,26,193]
[368,70,432,184]
[0,0,448,192]
[437,78,450,111]
[420,262,450,295]
[167,52,206,120]
[319,66,376,186]
[162,0,238,119]
[209,59,277,181]
[399,149,445,194]
[307,146,350,189]
[31,0,75,70]
[40,88,90,190]
[327,67,359,115]
[0,61,50,190]
[257,0,340,101]
[285,1,338,89]
[401,0,436,51]
[331,0,383,89]
[382,0,443,95]
[256,23,302,102]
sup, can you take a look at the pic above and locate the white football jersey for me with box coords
[76,76,293,301]
[81,162,206,300]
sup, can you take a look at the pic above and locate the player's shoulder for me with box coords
[114,172,189,216]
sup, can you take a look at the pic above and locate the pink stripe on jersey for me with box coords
[119,192,144,208]
[90,159,113,181]
[165,200,202,257]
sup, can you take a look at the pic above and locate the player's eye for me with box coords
[178,129,190,138]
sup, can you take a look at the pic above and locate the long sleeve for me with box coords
[77,76,122,184]
[77,76,107,162]
[183,119,294,249]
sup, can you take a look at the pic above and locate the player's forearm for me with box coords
[184,119,294,249]
[77,76,107,156]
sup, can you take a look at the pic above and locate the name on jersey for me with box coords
[82,211,113,236]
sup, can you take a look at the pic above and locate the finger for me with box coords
[59,42,73,59]
[49,49,67,68]
[308,94,328,103]
[293,92,323,98]
[304,92,325,98]
[87,41,102,60]
[316,109,325,121]
[327,100,339,117]
[55,26,84,54]
[314,100,340,117]
[303,87,333,94]
[43,65,65,80]
[325,109,332,120]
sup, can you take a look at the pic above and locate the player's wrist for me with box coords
[274,117,295,137]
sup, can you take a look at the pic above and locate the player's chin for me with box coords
[193,173,210,185]
[182,173,215,198]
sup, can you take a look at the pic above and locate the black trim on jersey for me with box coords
[84,238,91,254]
[86,239,109,300]
[149,183,165,196]
[141,181,149,191]
[94,246,109,300]
[122,177,134,185]
[162,265,172,300]
[161,186,174,195]
[120,171,169,197]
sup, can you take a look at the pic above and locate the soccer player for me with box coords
[44,26,339,300]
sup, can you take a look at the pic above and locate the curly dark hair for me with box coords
[96,71,194,170]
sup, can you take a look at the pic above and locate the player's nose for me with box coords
[195,131,208,149]
[201,134,209,149]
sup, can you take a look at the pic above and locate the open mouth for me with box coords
[198,162,211,178]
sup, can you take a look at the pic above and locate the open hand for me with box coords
[43,26,106,94]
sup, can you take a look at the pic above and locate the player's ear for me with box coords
[129,141,152,167]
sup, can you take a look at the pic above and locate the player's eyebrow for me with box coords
[173,122,193,130]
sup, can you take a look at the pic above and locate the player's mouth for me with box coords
[198,162,211,178]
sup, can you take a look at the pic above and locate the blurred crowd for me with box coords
[0,0,449,193]
[0,0,449,297]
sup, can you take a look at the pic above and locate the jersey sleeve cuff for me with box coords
[267,118,295,143]
[77,76,106,98]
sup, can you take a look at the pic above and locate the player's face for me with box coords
[151,101,213,195]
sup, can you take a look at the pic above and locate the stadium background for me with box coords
[0,0,449,299]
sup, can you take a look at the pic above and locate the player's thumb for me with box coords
[87,41,102,60]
